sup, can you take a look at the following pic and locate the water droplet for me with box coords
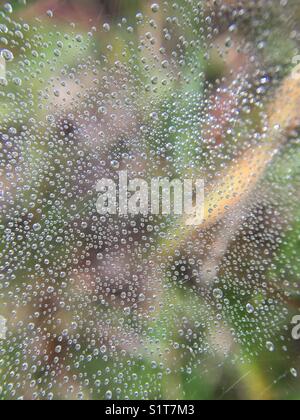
[124,307,131,316]
[105,390,112,400]
[246,304,254,314]
[151,3,159,13]
[33,223,41,232]
[291,368,298,378]
[136,13,144,22]
[1,49,14,62]
[111,160,119,169]
[213,289,224,300]
[266,341,275,352]
[3,3,13,14]
[103,23,111,32]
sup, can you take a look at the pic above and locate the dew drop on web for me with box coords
[0,0,300,401]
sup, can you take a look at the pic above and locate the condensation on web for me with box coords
[0,0,300,400]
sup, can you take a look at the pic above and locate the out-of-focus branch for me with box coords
[156,64,300,258]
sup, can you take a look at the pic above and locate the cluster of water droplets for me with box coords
[0,0,300,400]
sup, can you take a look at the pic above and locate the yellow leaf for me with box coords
[186,64,300,228]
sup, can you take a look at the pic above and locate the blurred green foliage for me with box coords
[0,0,300,401]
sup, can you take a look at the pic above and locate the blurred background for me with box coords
[1,0,300,400]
